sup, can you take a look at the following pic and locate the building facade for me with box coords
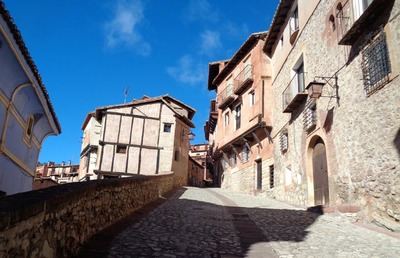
[205,32,275,194]
[188,156,205,187]
[35,162,79,185]
[79,95,195,187]
[262,0,399,230]
[0,2,61,195]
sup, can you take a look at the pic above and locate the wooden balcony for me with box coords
[282,74,308,113]
[233,64,253,95]
[218,84,235,109]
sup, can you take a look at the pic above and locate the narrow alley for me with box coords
[80,187,400,258]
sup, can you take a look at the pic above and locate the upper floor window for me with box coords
[361,31,391,95]
[163,123,172,133]
[224,112,230,127]
[353,0,373,20]
[242,144,250,162]
[25,116,34,142]
[116,145,127,154]
[290,6,299,33]
[293,57,305,93]
[249,91,255,106]
[280,130,288,153]
[235,104,241,130]
[230,153,237,167]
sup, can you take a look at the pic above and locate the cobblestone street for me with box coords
[82,187,400,258]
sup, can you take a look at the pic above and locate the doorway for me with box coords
[312,138,329,205]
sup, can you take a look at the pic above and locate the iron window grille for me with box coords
[303,100,317,132]
[361,31,391,95]
[279,131,288,153]
[269,165,274,189]
[242,145,250,162]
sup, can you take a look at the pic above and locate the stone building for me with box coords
[79,95,195,187]
[0,2,61,195]
[189,144,213,185]
[35,162,79,184]
[262,0,399,230]
[188,156,205,187]
[205,32,275,194]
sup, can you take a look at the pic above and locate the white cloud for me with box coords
[185,0,219,22]
[166,55,206,85]
[104,0,151,55]
[200,30,222,56]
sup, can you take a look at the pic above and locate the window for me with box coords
[116,145,127,154]
[279,35,284,47]
[163,123,172,133]
[303,100,317,132]
[280,130,288,153]
[26,116,34,139]
[361,31,391,95]
[256,160,262,190]
[293,58,305,93]
[269,165,275,189]
[249,91,255,106]
[224,112,230,127]
[235,104,241,130]
[353,0,373,20]
[290,6,299,34]
[242,144,250,162]
[230,153,237,167]
[329,15,336,31]
[174,149,180,161]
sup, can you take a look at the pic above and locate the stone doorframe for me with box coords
[305,132,334,207]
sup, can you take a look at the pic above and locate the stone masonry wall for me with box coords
[0,173,175,257]
[270,0,400,231]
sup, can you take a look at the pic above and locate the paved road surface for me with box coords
[81,187,400,258]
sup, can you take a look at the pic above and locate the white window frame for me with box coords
[249,91,255,106]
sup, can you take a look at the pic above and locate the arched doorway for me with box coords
[312,138,329,205]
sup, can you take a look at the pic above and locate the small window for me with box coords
[280,130,288,153]
[279,35,284,46]
[174,150,180,161]
[329,15,336,31]
[249,91,255,106]
[224,112,230,127]
[235,104,241,130]
[116,145,127,154]
[242,144,250,162]
[269,165,275,189]
[230,153,237,167]
[163,123,172,133]
[290,6,299,34]
[26,116,34,139]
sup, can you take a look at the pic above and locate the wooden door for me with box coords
[312,140,329,205]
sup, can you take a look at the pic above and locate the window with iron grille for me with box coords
[279,130,288,153]
[303,100,317,132]
[242,144,250,162]
[361,32,391,95]
[269,165,274,189]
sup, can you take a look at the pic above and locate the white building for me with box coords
[0,2,61,195]
[79,95,195,187]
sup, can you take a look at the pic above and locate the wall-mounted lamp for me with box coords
[306,81,325,98]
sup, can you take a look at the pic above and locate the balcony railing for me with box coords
[282,73,308,113]
[233,64,253,94]
[338,0,384,45]
[218,84,235,109]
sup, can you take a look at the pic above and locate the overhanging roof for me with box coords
[211,32,268,88]
[0,1,61,133]
[263,0,294,57]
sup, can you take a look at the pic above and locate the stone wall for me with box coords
[269,0,400,231]
[0,173,175,257]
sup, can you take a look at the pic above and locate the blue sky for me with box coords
[4,0,279,163]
